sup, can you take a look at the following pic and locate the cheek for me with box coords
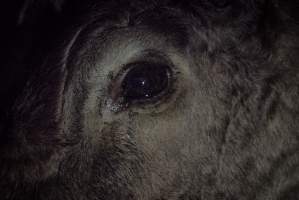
[129,77,226,189]
[129,90,201,185]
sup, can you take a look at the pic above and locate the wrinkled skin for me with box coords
[0,0,299,199]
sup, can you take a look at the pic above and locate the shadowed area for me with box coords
[0,0,299,200]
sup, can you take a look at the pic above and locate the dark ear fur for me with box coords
[18,0,65,25]
[278,0,299,22]
[0,0,66,145]
[17,0,299,31]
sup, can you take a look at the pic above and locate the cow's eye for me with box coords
[121,62,172,104]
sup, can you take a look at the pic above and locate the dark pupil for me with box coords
[122,63,169,101]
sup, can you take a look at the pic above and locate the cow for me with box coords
[0,0,299,199]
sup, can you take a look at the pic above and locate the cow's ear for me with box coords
[277,0,299,22]
[18,0,66,25]
[254,0,299,49]
[264,0,299,27]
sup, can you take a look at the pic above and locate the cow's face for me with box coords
[1,1,299,200]
[56,9,224,199]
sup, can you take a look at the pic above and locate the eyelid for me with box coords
[123,49,175,68]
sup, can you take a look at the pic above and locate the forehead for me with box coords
[64,0,256,84]
[78,6,191,46]
[66,6,194,73]
[68,0,254,57]
[76,0,253,26]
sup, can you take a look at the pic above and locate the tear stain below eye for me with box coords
[106,97,129,113]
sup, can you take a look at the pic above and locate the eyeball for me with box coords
[109,61,174,112]
[121,62,171,103]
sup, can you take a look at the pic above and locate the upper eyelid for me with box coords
[124,49,174,66]
[109,49,176,80]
